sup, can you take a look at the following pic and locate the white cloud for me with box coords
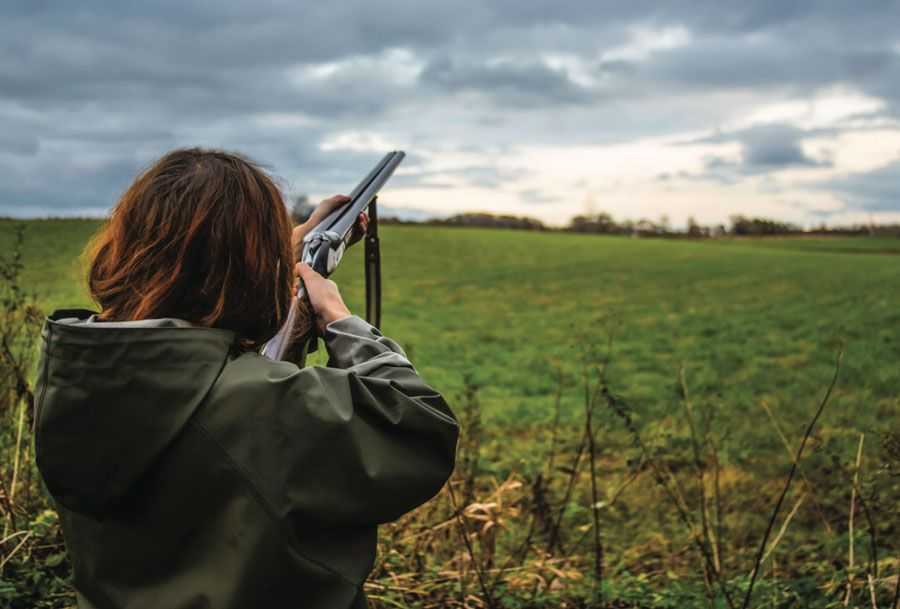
[253,113,318,129]
[289,48,424,87]
[734,87,886,131]
[604,26,692,63]
[320,131,406,153]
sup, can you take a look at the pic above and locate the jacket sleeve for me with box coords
[236,316,458,527]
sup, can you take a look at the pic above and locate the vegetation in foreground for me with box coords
[1,219,899,608]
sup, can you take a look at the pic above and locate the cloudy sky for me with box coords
[3,1,900,227]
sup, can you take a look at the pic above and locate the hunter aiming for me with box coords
[33,148,459,609]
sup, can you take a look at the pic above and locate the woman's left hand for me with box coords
[291,195,369,260]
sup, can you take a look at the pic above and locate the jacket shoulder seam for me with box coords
[186,418,361,588]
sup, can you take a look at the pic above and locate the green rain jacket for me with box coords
[34,309,458,609]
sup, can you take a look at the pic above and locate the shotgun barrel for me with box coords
[262,151,405,361]
[301,151,404,276]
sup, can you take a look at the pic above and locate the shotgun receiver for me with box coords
[262,151,405,361]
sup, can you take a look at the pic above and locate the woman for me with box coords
[34,148,458,609]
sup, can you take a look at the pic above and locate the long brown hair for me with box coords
[87,148,294,349]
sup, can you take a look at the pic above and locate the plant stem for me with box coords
[741,348,843,609]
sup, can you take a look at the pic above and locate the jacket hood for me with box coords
[35,309,236,518]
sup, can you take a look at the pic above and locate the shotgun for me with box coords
[262,151,405,362]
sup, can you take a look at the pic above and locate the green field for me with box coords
[2,218,899,607]
[7,220,898,428]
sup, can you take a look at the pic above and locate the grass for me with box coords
[717,235,900,255]
[2,218,899,466]
[2,218,900,607]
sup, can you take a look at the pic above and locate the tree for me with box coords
[569,212,621,234]
[729,215,799,236]
[289,194,314,225]
[658,214,671,234]
[687,216,706,238]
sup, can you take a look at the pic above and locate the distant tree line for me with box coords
[431,212,546,231]
[728,215,801,236]
[289,195,315,224]
[423,211,900,238]
[288,195,900,238]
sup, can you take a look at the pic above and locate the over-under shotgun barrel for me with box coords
[305,150,404,266]
[261,151,405,362]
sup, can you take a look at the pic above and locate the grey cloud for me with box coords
[818,159,900,212]
[518,189,558,205]
[683,124,832,183]
[0,133,39,156]
[744,141,819,168]
[0,156,145,216]
[0,117,388,216]
[740,125,830,170]
[420,57,592,105]
[639,39,897,92]
[3,1,900,218]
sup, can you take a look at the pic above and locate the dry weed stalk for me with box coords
[606,377,737,609]
[846,433,866,606]
[679,365,722,591]
[759,399,834,534]
[740,347,843,609]
[1,224,48,569]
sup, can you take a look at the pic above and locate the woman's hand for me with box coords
[291,194,369,260]
[295,262,351,331]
